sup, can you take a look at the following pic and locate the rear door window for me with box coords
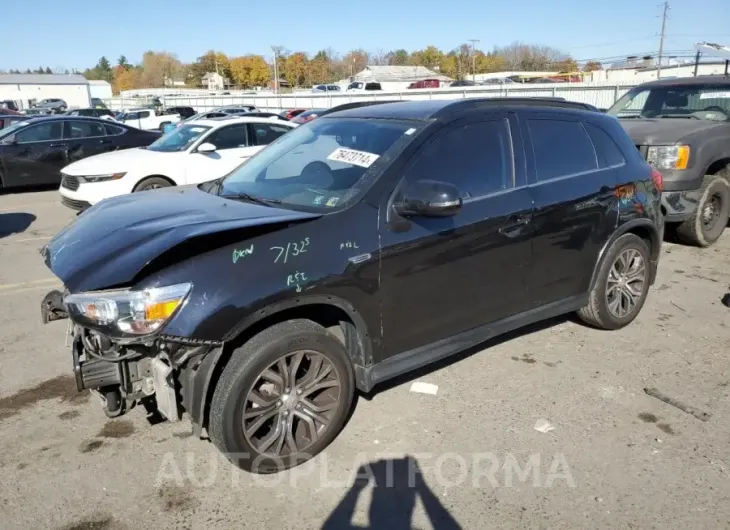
[249,123,291,146]
[527,119,597,181]
[105,123,125,136]
[67,120,107,139]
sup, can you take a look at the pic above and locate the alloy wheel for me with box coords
[605,248,646,319]
[242,351,341,458]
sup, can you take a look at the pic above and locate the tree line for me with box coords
[6,42,605,94]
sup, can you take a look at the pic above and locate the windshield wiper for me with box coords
[220,190,282,206]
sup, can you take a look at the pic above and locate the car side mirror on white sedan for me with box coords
[197,143,217,154]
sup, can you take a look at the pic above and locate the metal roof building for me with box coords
[353,65,452,83]
[0,74,91,110]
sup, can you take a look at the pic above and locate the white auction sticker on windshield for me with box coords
[699,91,730,99]
[327,147,380,168]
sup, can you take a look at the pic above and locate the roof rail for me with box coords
[319,100,400,117]
[433,97,601,117]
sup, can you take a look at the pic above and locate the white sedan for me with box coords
[59,116,297,210]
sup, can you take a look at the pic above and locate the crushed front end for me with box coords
[41,282,221,433]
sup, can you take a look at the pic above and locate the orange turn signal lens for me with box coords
[675,146,690,170]
[145,300,181,321]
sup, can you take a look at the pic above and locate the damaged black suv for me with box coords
[41,98,664,473]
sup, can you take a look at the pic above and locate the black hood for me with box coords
[619,118,724,145]
[42,186,320,292]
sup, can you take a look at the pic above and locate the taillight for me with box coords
[651,168,664,192]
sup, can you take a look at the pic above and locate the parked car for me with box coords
[58,116,297,210]
[407,79,441,89]
[215,105,259,115]
[34,98,68,112]
[607,75,730,247]
[280,109,306,120]
[0,116,159,191]
[166,106,196,119]
[24,108,53,116]
[41,98,663,474]
[481,77,516,85]
[91,98,108,109]
[312,84,341,93]
[116,108,181,131]
[450,80,477,87]
[290,109,327,124]
[241,112,289,120]
[0,100,20,112]
[65,108,117,120]
[162,110,232,133]
[346,81,383,92]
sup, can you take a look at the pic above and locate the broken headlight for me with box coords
[64,283,192,335]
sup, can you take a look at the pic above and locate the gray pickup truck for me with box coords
[607,76,730,247]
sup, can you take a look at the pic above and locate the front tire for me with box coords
[209,319,354,474]
[133,176,172,192]
[676,175,730,247]
[578,233,651,330]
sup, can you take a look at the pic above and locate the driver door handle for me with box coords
[499,215,532,235]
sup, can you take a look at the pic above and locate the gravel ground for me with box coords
[0,189,729,530]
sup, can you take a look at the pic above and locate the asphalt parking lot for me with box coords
[1,188,729,530]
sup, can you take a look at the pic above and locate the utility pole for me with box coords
[271,46,284,94]
[468,39,480,83]
[656,1,670,79]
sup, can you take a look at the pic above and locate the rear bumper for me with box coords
[661,189,703,223]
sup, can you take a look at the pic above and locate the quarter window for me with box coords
[403,119,514,199]
[105,123,125,135]
[528,119,597,181]
[584,122,625,168]
[138,111,151,119]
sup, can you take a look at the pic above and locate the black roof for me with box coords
[633,75,730,88]
[325,98,601,121]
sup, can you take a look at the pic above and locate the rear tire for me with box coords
[133,176,172,192]
[578,233,651,330]
[676,175,730,247]
[209,319,354,474]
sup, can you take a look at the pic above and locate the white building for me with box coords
[0,74,91,110]
[88,79,112,101]
[201,72,231,91]
[351,65,452,91]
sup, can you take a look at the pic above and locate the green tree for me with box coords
[117,55,132,69]
[410,46,443,69]
[386,49,410,66]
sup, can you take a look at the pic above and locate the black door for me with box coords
[0,120,67,187]
[64,120,116,163]
[378,113,534,358]
[521,111,623,306]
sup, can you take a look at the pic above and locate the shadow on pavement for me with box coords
[321,455,462,530]
[0,212,36,239]
[0,183,59,196]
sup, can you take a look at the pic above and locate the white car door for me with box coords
[137,110,153,130]
[183,123,255,185]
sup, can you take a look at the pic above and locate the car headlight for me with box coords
[646,145,690,170]
[77,172,126,183]
[64,283,191,335]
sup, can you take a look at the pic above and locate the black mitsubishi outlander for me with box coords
[41,98,664,473]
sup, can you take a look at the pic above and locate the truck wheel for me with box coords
[209,319,354,474]
[676,175,730,247]
[134,177,172,192]
[577,233,651,330]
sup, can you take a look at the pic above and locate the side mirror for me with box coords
[197,142,217,154]
[395,179,462,218]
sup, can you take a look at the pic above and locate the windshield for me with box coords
[147,124,211,152]
[608,85,730,121]
[217,117,417,211]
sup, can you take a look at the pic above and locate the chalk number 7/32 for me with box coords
[271,238,310,264]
